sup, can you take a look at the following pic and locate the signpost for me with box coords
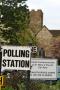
[0,76,4,86]
[30,58,57,80]
[1,46,31,71]
[1,46,31,90]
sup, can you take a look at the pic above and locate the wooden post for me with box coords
[26,70,30,90]
[25,43,31,90]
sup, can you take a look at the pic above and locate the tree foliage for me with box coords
[0,0,29,45]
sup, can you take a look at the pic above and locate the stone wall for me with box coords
[29,10,43,35]
[29,9,60,57]
[36,26,53,57]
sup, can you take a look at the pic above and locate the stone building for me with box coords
[29,10,60,57]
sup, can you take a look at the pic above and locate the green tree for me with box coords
[2,86,14,90]
[0,0,29,45]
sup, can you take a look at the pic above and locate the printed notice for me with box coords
[30,58,57,80]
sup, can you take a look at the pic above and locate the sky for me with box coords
[26,0,60,29]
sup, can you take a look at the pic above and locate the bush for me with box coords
[2,86,14,90]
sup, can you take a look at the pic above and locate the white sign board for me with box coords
[1,46,31,71]
[30,58,57,80]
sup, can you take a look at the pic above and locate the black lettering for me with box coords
[12,50,19,57]
[21,60,24,67]
[21,50,25,57]
[2,59,30,68]
[12,50,15,57]
[7,60,11,67]
[19,50,21,57]
[19,60,21,67]
[25,61,29,67]
[2,59,6,67]
[3,49,30,58]
[10,60,15,67]
[26,50,29,57]
[15,50,19,57]
[8,49,11,57]
[3,49,7,56]
[15,60,19,67]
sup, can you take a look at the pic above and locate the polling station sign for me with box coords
[1,46,31,71]
[30,58,57,80]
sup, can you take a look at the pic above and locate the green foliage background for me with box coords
[0,0,36,45]
[1,80,60,90]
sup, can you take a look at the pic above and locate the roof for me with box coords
[43,25,60,36]
[36,25,60,37]
[49,30,60,36]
